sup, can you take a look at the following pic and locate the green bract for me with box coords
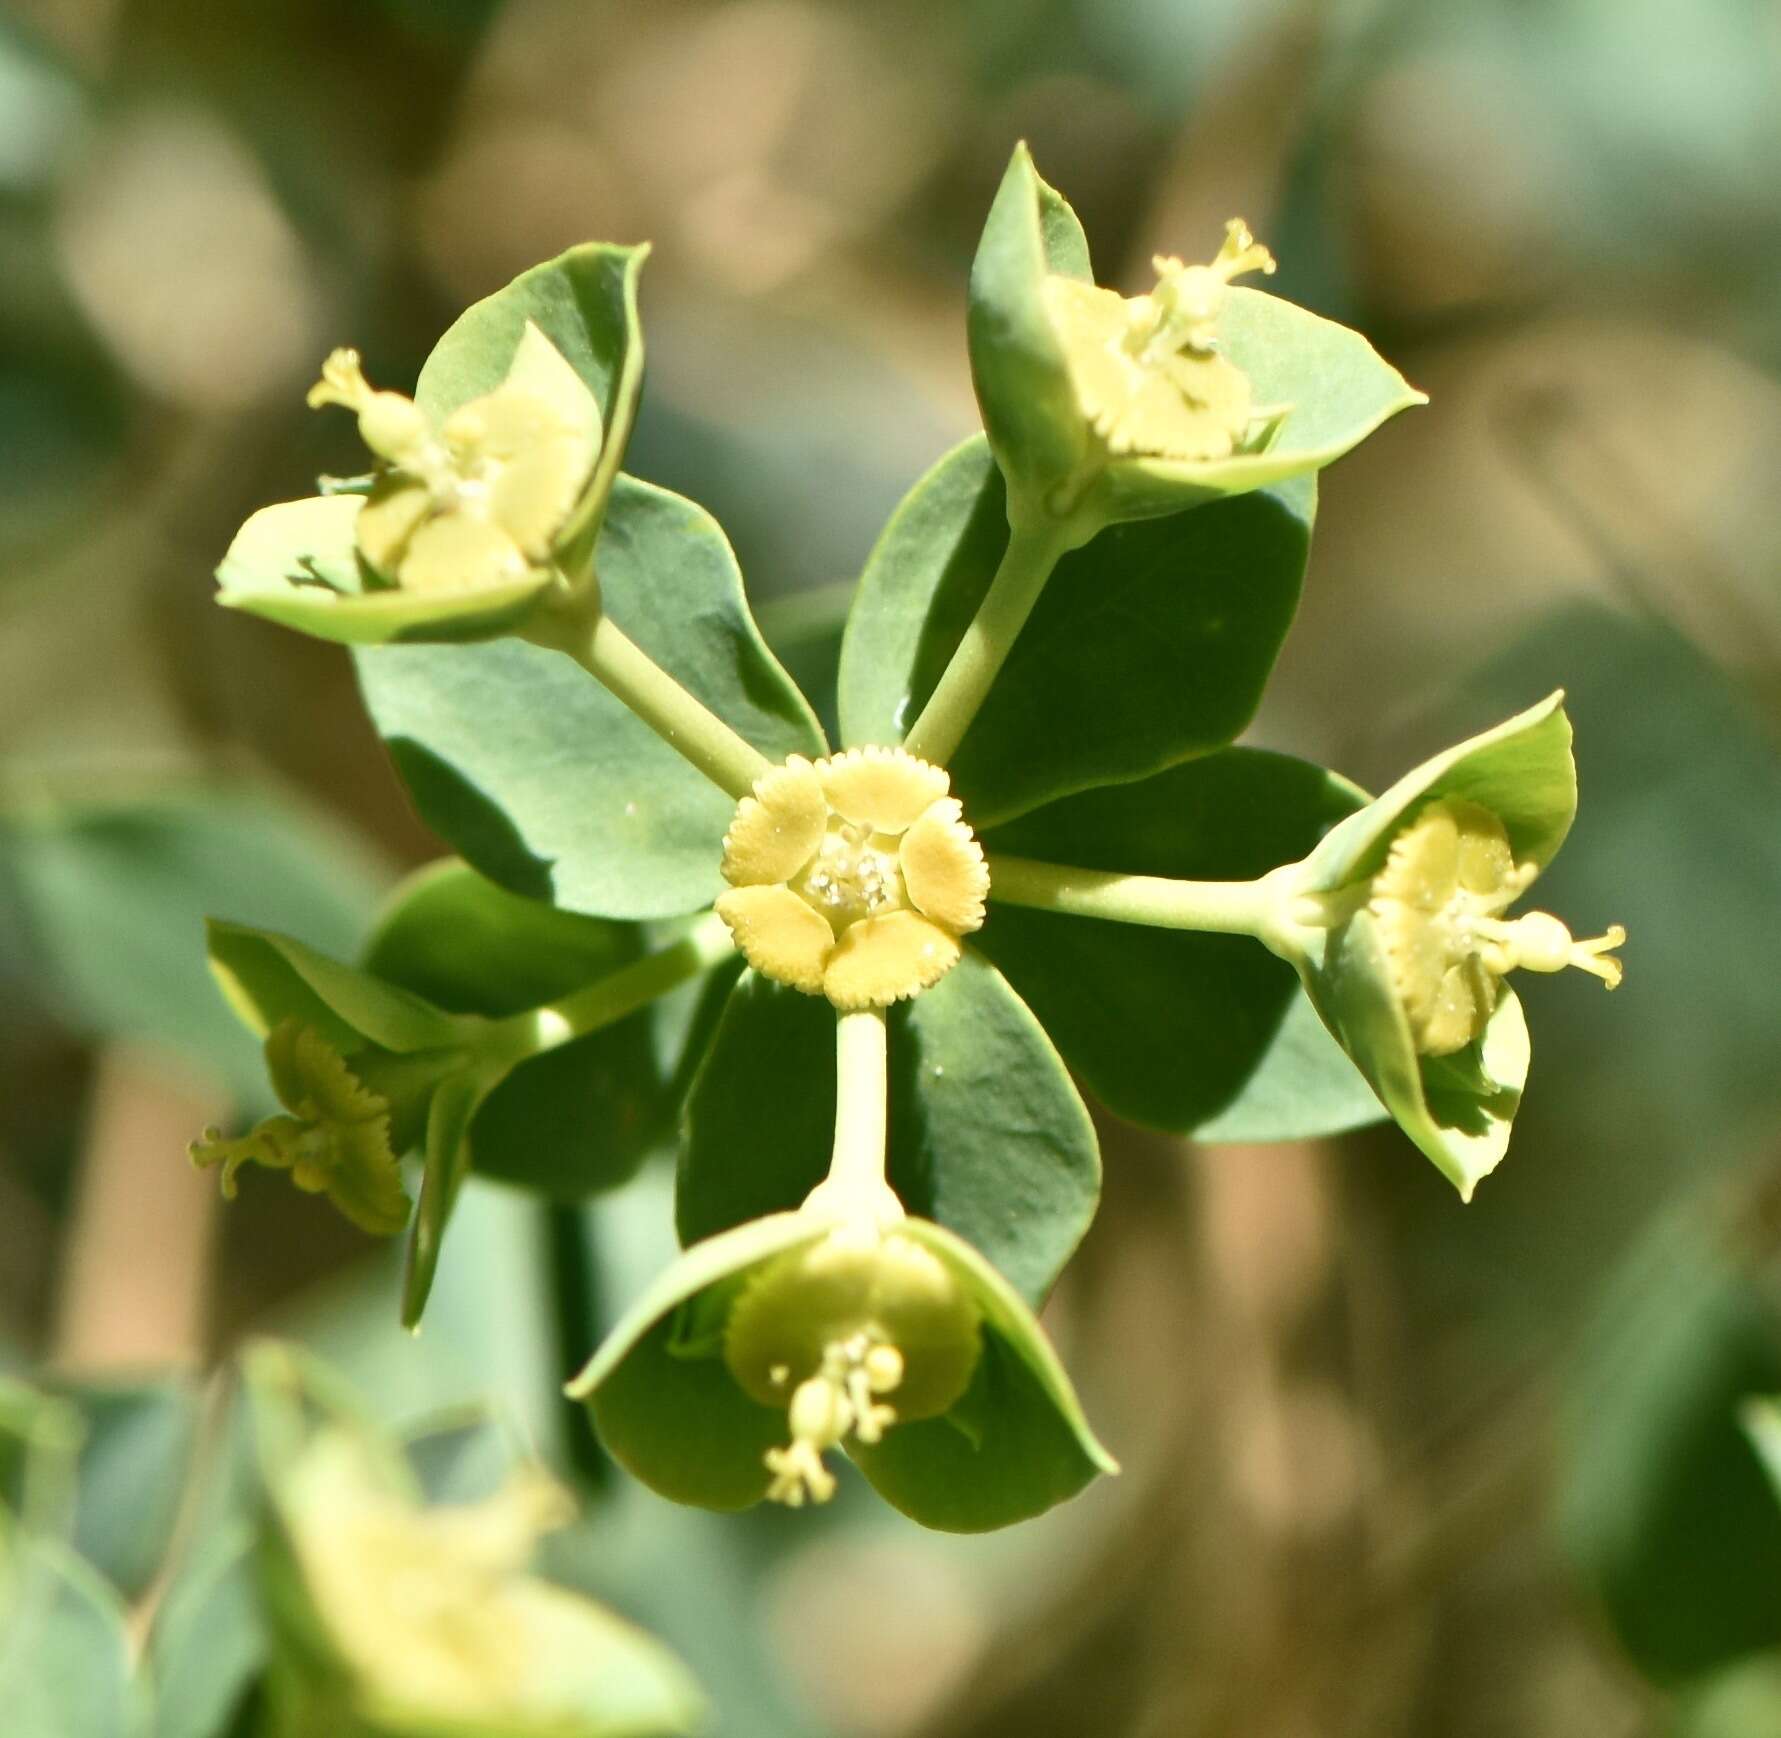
[967,143,1425,535]
[569,1210,1114,1532]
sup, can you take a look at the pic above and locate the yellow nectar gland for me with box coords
[723,1228,982,1509]
[1369,799,1626,1056]
[1042,218,1282,463]
[307,321,599,596]
[715,747,989,1010]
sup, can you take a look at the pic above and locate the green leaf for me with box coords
[363,862,671,1197]
[401,1070,489,1331]
[206,920,464,1055]
[838,436,1313,826]
[1307,909,1529,1200]
[355,476,824,920]
[976,749,1382,1139]
[148,1525,266,1738]
[1559,1207,1781,1685]
[966,143,1094,504]
[416,242,647,561]
[0,1536,139,1738]
[568,1214,828,1511]
[849,1217,1115,1533]
[0,786,381,1104]
[1673,1657,1781,1738]
[1078,284,1427,525]
[1300,691,1576,893]
[45,1377,199,1602]
[215,495,554,647]
[676,955,1100,1308]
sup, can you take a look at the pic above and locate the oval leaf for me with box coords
[676,955,1099,1308]
[976,749,1382,1140]
[355,476,824,920]
[839,437,1312,827]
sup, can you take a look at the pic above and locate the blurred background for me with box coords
[3,0,1781,1733]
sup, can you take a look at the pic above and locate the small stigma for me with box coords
[763,1333,905,1508]
[307,348,434,470]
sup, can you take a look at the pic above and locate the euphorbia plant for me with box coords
[199,145,1623,1532]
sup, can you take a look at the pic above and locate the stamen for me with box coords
[762,1334,905,1507]
[307,348,373,413]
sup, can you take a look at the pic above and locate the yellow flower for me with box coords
[307,321,600,595]
[714,747,989,1010]
[1369,798,1625,1056]
[1042,219,1281,462]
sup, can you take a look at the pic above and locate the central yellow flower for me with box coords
[714,747,989,1010]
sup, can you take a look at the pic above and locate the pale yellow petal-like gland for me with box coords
[899,797,990,933]
[1370,799,1625,1056]
[1041,217,1279,463]
[720,756,828,886]
[714,748,987,1009]
[714,884,831,995]
[823,910,962,1012]
[816,746,950,833]
[398,512,531,596]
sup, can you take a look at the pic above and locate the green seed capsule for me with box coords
[723,1229,981,1423]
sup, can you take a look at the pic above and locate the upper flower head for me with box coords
[714,748,990,1010]
[1042,219,1282,464]
[308,320,600,595]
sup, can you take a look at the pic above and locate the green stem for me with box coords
[486,911,736,1061]
[549,611,770,801]
[802,1008,902,1225]
[901,516,1078,766]
[986,854,1307,961]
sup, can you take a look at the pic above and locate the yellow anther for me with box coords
[715,748,987,1009]
[762,1334,905,1505]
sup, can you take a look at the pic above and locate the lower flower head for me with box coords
[189,1021,421,1235]
[1369,798,1625,1056]
[723,1225,983,1507]
[308,321,600,595]
[1042,218,1282,463]
[714,748,989,1010]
